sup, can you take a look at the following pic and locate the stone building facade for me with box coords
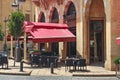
[32,0,120,71]
[0,0,35,52]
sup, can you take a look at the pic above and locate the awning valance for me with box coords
[116,37,120,44]
[7,35,33,41]
[24,21,76,43]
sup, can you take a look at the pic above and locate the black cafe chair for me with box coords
[47,56,58,68]
[77,58,87,70]
[31,54,40,67]
[65,59,74,71]
[39,56,48,68]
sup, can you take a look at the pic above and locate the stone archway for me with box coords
[50,7,59,23]
[49,7,59,56]
[38,12,45,22]
[38,12,46,52]
[63,1,76,57]
[84,0,111,68]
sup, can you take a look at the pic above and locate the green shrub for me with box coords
[41,51,56,56]
[114,57,120,64]
[29,50,39,54]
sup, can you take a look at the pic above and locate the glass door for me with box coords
[89,20,104,63]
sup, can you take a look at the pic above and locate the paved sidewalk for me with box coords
[0,59,116,76]
[0,59,31,75]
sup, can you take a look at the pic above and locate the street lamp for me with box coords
[11,0,25,67]
[12,2,19,10]
[12,0,26,11]
[3,17,10,52]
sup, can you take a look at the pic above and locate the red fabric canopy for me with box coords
[24,21,76,43]
[7,35,33,41]
[116,37,120,44]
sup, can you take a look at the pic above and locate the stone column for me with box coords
[59,42,63,60]
[62,42,67,60]
[10,36,13,58]
[24,32,27,61]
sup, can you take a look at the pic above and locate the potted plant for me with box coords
[114,57,120,64]
[29,50,39,54]
[29,50,40,61]
[114,57,120,75]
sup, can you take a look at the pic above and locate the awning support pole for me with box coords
[10,36,13,58]
[24,32,27,60]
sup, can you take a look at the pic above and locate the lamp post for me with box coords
[12,1,19,10]
[3,17,9,52]
[12,0,26,11]
[11,0,25,67]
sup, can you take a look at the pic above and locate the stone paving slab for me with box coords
[0,59,32,76]
[72,66,116,76]
[0,59,116,76]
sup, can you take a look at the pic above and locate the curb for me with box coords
[0,71,32,76]
[72,74,116,77]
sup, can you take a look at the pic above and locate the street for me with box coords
[0,75,119,80]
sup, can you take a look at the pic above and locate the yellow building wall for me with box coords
[32,0,120,71]
[0,0,35,56]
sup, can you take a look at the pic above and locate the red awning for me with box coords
[24,25,34,33]
[116,37,120,44]
[7,35,33,41]
[24,21,76,43]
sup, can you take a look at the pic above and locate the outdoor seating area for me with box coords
[30,53,58,68]
[0,59,116,76]
[30,51,87,72]
[65,56,87,72]
[0,51,8,69]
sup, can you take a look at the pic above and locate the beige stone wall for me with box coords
[109,0,120,70]
[104,0,112,70]
[0,0,14,50]
[33,0,120,71]
[0,0,35,29]
[0,0,35,51]
[35,0,83,60]
[22,0,35,21]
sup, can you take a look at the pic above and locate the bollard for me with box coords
[50,63,54,74]
[20,60,23,72]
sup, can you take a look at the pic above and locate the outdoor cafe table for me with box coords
[72,58,79,71]
[65,58,86,71]
[65,58,79,71]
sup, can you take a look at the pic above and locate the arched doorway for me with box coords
[38,12,45,22]
[86,0,106,64]
[38,12,46,52]
[64,2,76,57]
[50,8,59,55]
